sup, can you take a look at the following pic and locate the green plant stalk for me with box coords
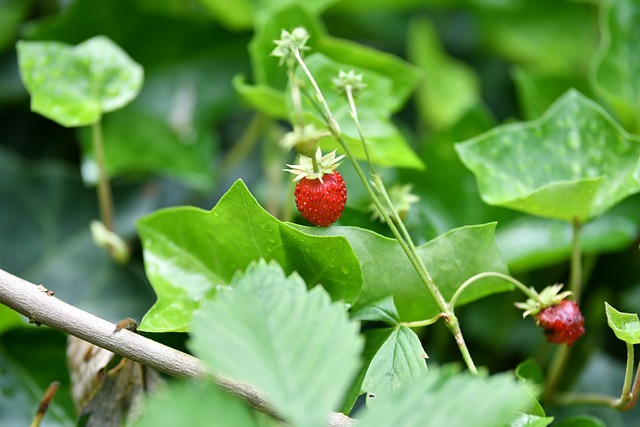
[292,48,478,374]
[403,313,442,328]
[570,217,582,301]
[220,114,268,176]
[91,120,114,231]
[449,271,542,309]
[554,343,637,410]
[623,357,640,411]
[544,217,584,401]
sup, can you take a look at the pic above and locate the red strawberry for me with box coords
[294,171,347,227]
[285,148,347,227]
[535,300,585,346]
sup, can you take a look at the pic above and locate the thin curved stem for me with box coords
[403,313,443,328]
[91,120,114,231]
[449,271,541,309]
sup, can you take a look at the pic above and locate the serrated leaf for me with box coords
[189,261,362,427]
[296,223,511,321]
[293,53,424,170]
[361,326,428,402]
[408,17,480,130]
[137,179,362,332]
[17,35,143,127]
[356,370,531,427]
[605,302,640,344]
[591,0,640,131]
[456,90,640,222]
[350,296,400,325]
[135,380,257,427]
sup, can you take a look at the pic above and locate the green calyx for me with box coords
[514,283,573,318]
[284,147,344,183]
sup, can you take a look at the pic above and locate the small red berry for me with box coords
[294,171,347,227]
[535,300,585,346]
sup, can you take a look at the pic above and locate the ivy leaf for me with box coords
[189,260,362,427]
[605,302,640,345]
[135,380,257,427]
[16,35,143,127]
[297,223,511,321]
[456,90,640,222]
[137,179,362,332]
[591,0,640,131]
[356,370,531,427]
[293,53,424,169]
[361,326,428,403]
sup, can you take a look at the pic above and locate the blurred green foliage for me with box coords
[2,0,640,425]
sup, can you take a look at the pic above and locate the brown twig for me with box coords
[0,268,354,427]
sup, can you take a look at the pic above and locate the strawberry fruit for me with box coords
[294,170,347,227]
[285,148,347,227]
[535,300,585,346]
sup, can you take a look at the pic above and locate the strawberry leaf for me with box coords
[189,260,362,427]
[350,295,400,325]
[356,370,531,427]
[604,302,640,345]
[361,326,428,403]
[296,222,510,321]
[16,36,143,127]
[456,90,640,222]
[137,179,362,332]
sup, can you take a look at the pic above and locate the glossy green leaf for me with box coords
[0,306,23,334]
[407,18,480,130]
[362,326,428,402]
[17,35,143,127]
[350,295,400,325]
[293,53,424,169]
[297,223,511,321]
[357,370,531,427]
[515,358,545,387]
[591,0,640,131]
[135,380,257,427]
[605,302,640,344]
[0,329,75,427]
[456,90,640,222]
[189,261,362,427]
[497,212,638,272]
[137,179,362,332]
[0,148,155,323]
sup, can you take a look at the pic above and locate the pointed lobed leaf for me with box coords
[189,261,362,427]
[17,35,143,127]
[456,90,640,222]
[605,302,640,344]
[137,179,362,332]
[591,0,640,131]
[296,223,511,321]
[361,326,428,402]
[356,370,531,427]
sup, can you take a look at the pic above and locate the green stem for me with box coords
[403,313,443,328]
[91,120,114,231]
[544,217,584,401]
[220,114,268,176]
[570,217,582,301]
[619,343,635,407]
[553,392,618,408]
[291,48,477,374]
[449,271,541,309]
[623,356,640,411]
